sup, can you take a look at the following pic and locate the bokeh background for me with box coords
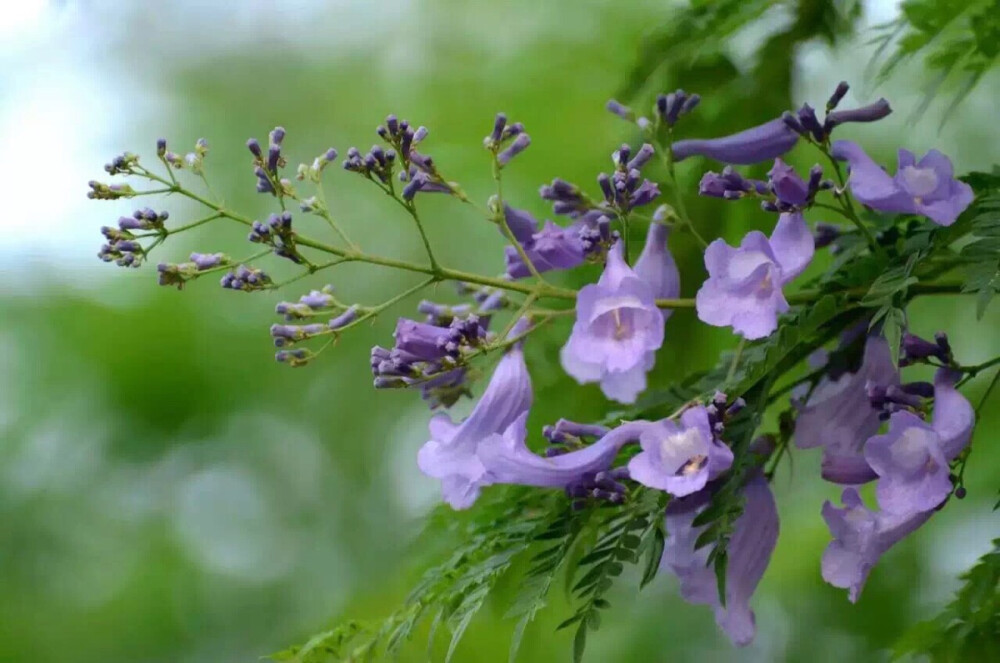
[1,1,998,661]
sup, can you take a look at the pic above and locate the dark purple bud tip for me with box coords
[247,138,262,158]
[680,93,700,115]
[934,332,951,355]
[826,81,850,111]
[156,138,167,156]
[490,112,507,143]
[605,99,633,121]
[955,486,967,499]
[270,126,286,146]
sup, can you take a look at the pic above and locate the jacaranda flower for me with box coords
[695,212,814,339]
[500,205,590,279]
[864,368,975,514]
[794,335,899,484]
[672,117,799,165]
[417,341,532,509]
[561,223,678,403]
[831,141,974,226]
[662,472,779,646]
[821,487,932,603]
[627,405,733,496]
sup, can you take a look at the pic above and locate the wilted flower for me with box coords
[662,473,779,646]
[627,405,733,496]
[832,140,974,226]
[695,212,814,339]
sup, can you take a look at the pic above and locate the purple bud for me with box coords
[324,147,338,162]
[627,143,655,171]
[605,99,633,120]
[796,104,825,142]
[826,81,850,111]
[781,111,806,136]
[156,138,167,157]
[270,126,286,146]
[680,94,700,115]
[814,222,841,249]
[597,173,614,201]
[497,133,531,166]
[824,99,892,132]
[490,113,507,142]
[189,252,224,270]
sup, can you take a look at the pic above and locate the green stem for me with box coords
[659,136,708,249]
[315,181,360,251]
[819,149,881,255]
[726,338,746,383]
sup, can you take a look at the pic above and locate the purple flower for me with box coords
[767,159,817,208]
[561,223,678,403]
[831,141,974,226]
[417,345,533,509]
[695,212,814,339]
[821,487,932,602]
[672,117,799,165]
[627,406,733,496]
[662,473,779,646]
[698,167,767,200]
[864,368,975,514]
[794,336,899,484]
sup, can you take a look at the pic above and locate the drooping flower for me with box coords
[662,473,779,646]
[794,335,899,484]
[831,141,974,226]
[864,368,975,514]
[561,223,678,403]
[627,405,733,496]
[500,205,597,279]
[417,343,533,509]
[672,117,799,165]
[695,212,814,339]
[821,487,932,603]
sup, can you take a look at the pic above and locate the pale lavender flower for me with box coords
[832,141,974,226]
[627,405,733,496]
[561,223,678,403]
[672,117,799,165]
[417,345,533,509]
[695,212,814,339]
[821,487,932,602]
[794,335,899,484]
[662,473,779,646]
[864,368,975,513]
[500,206,590,279]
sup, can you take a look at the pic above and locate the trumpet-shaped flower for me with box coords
[695,212,814,339]
[560,223,679,403]
[831,141,973,226]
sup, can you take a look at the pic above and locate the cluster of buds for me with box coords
[655,89,700,128]
[867,381,936,421]
[220,264,272,291]
[117,207,169,232]
[87,181,135,200]
[374,114,427,166]
[98,227,144,267]
[157,252,230,288]
[900,332,952,367]
[782,81,892,144]
[296,147,339,183]
[813,222,842,250]
[103,152,139,176]
[544,420,610,457]
[576,214,616,260]
[699,166,769,200]
[483,113,531,167]
[566,467,630,507]
[248,211,304,264]
[539,178,595,218]
[370,312,491,408]
[705,391,746,435]
[275,286,338,320]
[343,145,396,184]
[247,127,289,195]
[596,143,660,213]
[761,160,831,212]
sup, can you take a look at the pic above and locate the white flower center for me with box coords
[900,165,939,201]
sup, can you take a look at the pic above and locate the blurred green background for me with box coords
[1,1,998,661]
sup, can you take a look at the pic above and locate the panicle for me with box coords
[247,211,304,264]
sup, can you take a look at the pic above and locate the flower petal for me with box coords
[769,212,814,282]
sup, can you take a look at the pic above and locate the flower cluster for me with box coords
[85,77,990,655]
